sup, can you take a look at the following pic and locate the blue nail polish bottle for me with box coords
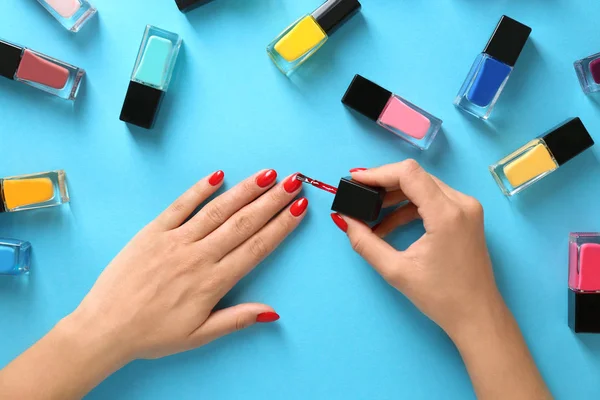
[0,239,31,276]
[454,16,531,120]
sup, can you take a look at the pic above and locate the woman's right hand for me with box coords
[331,160,502,338]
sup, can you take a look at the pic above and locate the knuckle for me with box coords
[277,214,293,231]
[464,197,484,218]
[242,179,256,195]
[235,316,250,331]
[249,236,269,260]
[170,200,186,214]
[206,203,226,226]
[269,187,285,203]
[399,159,421,177]
[350,236,365,256]
[234,215,254,236]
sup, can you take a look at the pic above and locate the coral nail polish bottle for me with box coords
[569,233,600,333]
[342,74,443,150]
[120,25,182,129]
[267,0,361,76]
[0,39,85,100]
[489,118,594,196]
[36,0,97,32]
[454,15,531,120]
[574,52,600,94]
[0,239,31,276]
[0,170,69,213]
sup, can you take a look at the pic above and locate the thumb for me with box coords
[331,213,399,280]
[189,303,279,348]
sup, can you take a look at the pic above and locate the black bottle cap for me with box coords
[483,15,531,67]
[0,40,23,80]
[569,290,600,333]
[341,74,391,122]
[312,0,361,35]
[120,81,165,130]
[541,118,595,166]
[331,177,385,222]
[174,0,213,12]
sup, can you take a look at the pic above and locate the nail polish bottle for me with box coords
[0,239,31,276]
[175,0,213,12]
[296,174,385,222]
[0,170,69,213]
[36,0,97,32]
[342,74,443,150]
[489,118,594,196]
[569,233,600,333]
[120,25,182,129]
[574,52,600,94]
[454,15,531,120]
[267,0,361,76]
[0,39,85,100]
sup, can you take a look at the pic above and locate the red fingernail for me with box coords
[208,170,225,186]
[350,168,367,173]
[284,173,303,193]
[256,312,280,323]
[290,198,308,217]
[331,213,348,232]
[256,169,277,188]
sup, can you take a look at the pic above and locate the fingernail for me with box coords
[284,173,303,193]
[349,168,367,173]
[256,312,280,323]
[330,213,348,233]
[256,169,277,188]
[208,170,225,186]
[371,223,381,232]
[290,198,308,217]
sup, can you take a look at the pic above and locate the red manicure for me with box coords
[284,173,303,193]
[290,198,308,217]
[256,312,280,323]
[331,213,348,232]
[208,170,225,186]
[349,168,367,173]
[256,169,277,188]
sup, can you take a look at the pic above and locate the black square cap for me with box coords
[483,15,531,67]
[312,0,361,35]
[541,118,594,166]
[569,290,600,333]
[174,0,213,13]
[331,177,385,222]
[342,74,392,122]
[120,81,165,130]
[0,40,24,80]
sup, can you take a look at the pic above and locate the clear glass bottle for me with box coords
[267,0,361,76]
[490,118,594,196]
[36,0,97,32]
[574,52,600,94]
[342,74,442,150]
[0,239,31,276]
[568,233,600,333]
[454,16,531,120]
[0,39,85,100]
[120,25,182,129]
[0,170,69,213]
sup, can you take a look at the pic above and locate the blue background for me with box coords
[1,0,600,398]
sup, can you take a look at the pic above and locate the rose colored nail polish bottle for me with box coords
[36,0,97,32]
[454,15,531,120]
[574,52,600,94]
[0,39,85,100]
[0,239,31,276]
[569,233,600,333]
[341,74,442,150]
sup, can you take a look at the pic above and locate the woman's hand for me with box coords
[0,169,308,399]
[331,160,551,400]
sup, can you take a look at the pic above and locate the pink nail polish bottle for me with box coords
[568,233,600,333]
[342,74,442,150]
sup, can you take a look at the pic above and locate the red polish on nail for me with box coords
[256,312,280,323]
[290,198,308,217]
[256,170,277,188]
[331,213,348,232]
[284,173,303,193]
[209,170,225,186]
[350,168,367,173]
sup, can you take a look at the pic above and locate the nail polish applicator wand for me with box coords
[295,173,385,222]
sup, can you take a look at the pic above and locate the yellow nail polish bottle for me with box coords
[0,170,69,213]
[267,0,361,76]
[490,118,594,196]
